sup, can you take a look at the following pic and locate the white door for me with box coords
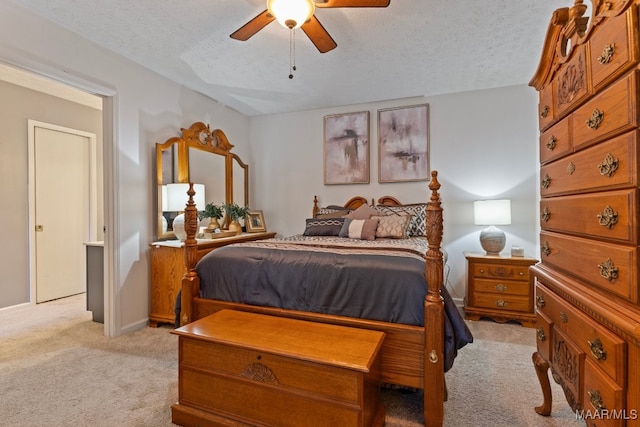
[33,124,93,303]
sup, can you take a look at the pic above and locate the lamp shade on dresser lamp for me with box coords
[165,183,205,241]
[473,199,511,255]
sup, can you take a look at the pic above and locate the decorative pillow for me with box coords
[342,204,382,220]
[376,204,427,237]
[303,218,345,236]
[372,214,411,239]
[315,206,351,218]
[338,218,379,240]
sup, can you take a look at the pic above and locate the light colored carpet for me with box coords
[0,294,582,426]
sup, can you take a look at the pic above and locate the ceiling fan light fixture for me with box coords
[267,0,315,29]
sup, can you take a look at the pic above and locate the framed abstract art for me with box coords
[378,104,429,183]
[323,111,370,185]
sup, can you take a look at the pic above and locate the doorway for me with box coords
[28,121,97,303]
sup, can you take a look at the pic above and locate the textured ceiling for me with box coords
[9,0,570,116]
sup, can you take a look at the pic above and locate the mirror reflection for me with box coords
[155,122,249,241]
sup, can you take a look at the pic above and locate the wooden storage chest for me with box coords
[171,310,386,427]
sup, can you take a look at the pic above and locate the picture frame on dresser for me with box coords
[378,104,430,183]
[323,111,370,185]
[246,210,266,233]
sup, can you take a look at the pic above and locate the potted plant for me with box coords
[223,202,250,235]
[198,203,224,232]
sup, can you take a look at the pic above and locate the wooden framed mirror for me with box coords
[155,122,249,240]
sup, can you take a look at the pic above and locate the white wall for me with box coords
[0,2,250,334]
[249,86,540,303]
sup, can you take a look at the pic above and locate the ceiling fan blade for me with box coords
[315,0,390,7]
[230,9,275,41]
[301,15,337,53]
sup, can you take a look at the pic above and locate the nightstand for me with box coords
[464,252,538,327]
[149,231,276,327]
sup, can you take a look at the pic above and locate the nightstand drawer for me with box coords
[472,263,530,282]
[472,293,530,313]
[473,278,529,296]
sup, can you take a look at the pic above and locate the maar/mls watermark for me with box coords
[576,409,638,421]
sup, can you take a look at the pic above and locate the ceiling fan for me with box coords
[230,0,391,54]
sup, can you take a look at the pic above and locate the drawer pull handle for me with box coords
[597,205,618,229]
[537,328,547,342]
[429,349,439,364]
[598,43,615,64]
[567,162,575,175]
[588,389,605,411]
[586,109,604,130]
[541,174,551,189]
[541,241,551,256]
[241,362,279,385]
[495,283,507,292]
[540,105,549,118]
[546,135,557,151]
[540,207,551,222]
[536,295,546,308]
[598,153,619,177]
[560,312,568,323]
[598,258,619,281]
[496,299,508,308]
[589,338,607,361]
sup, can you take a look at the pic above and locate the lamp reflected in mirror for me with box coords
[165,183,205,241]
[474,199,511,255]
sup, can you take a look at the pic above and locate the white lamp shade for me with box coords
[161,185,168,212]
[165,183,205,212]
[473,200,511,226]
[267,0,315,29]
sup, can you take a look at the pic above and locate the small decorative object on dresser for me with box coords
[198,203,224,232]
[222,202,250,235]
[464,252,538,327]
[530,1,640,420]
[246,210,266,232]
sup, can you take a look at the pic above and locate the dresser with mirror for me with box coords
[150,122,275,327]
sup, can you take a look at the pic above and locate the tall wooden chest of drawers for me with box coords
[530,2,640,424]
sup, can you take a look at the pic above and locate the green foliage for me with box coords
[198,203,224,220]
[223,202,250,221]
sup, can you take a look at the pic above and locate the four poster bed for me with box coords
[177,171,472,426]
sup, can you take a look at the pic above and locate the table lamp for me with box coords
[474,199,511,255]
[166,183,205,241]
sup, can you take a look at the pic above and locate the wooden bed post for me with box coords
[424,170,445,426]
[180,183,201,326]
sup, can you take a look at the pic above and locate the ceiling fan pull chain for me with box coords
[289,29,297,79]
